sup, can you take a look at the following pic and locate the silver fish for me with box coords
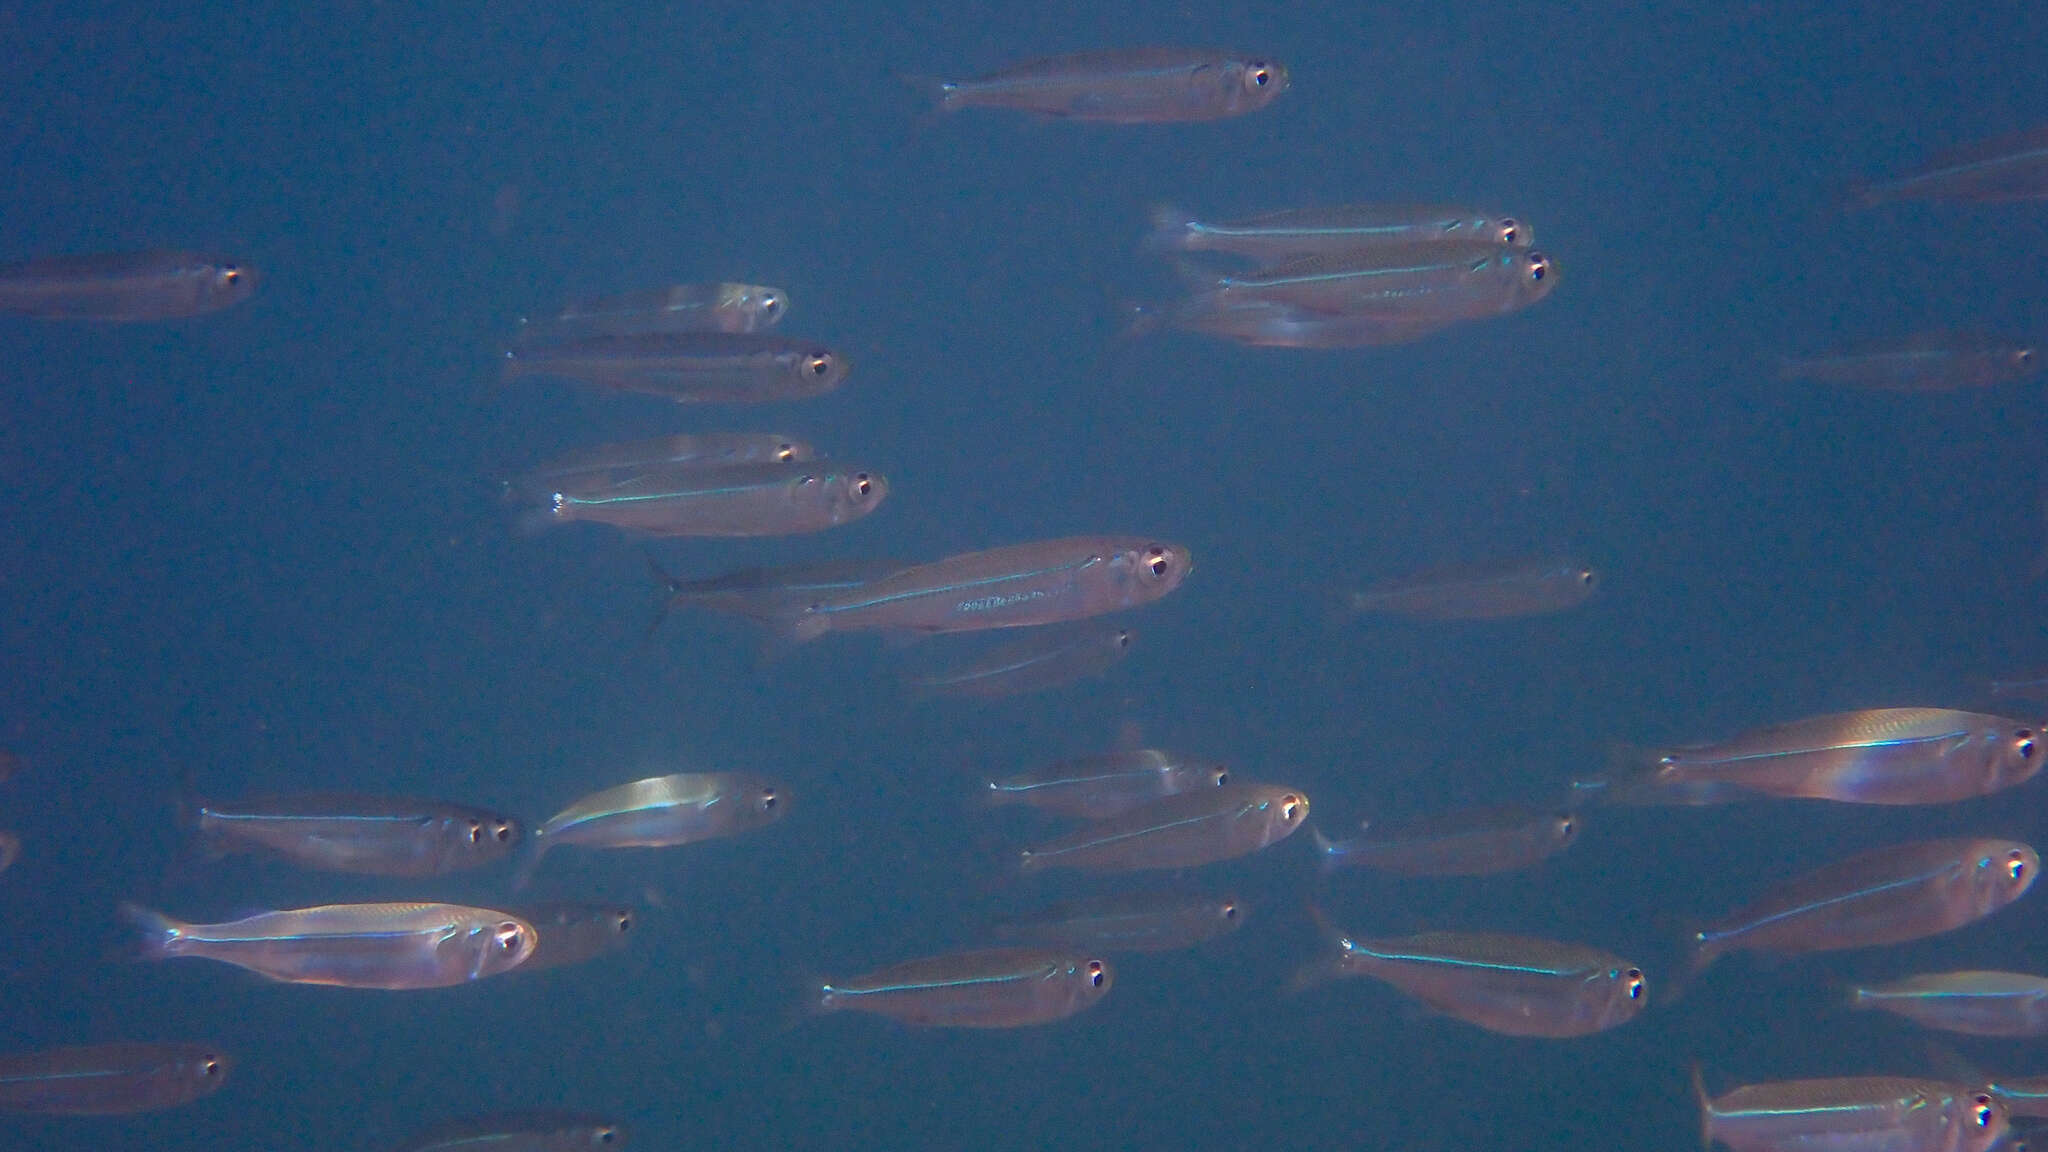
[507,433,818,507]
[501,332,848,404]
[1146,202,1532,262]
[1314,806,1579,876]
[988,892,1244,953]
[1776,335,2037,392]
[185,793,522,876]
[508,903,638,974]
[1348,556,1598,620]
[985,747,1231,820]
[1207,241,1555,327]
[817,948,1112,1028]
[517,281,788,341]
[398,1111,626,1152]
[1018,783,1308,873]
[522,461,886,538]
[1313,928,1645,1038]
[0,250,257,321]
[121,901,536,989]
[1697,1070,2007,1152]
[1849,970,2048,1036]
[928,48,1286,124]
[514,772,787,888]
[909,626,1134,700]
[0,1043,229,1115]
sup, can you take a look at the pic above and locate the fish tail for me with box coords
[1287,902,1354,995]
[117,901,181,961]
[642,550,684,641]
[897,74,962,116]
[1113,300,1168,345]
[513,504,564,537]
[1140,203,1195,253]
[1691,1064,1712,1149]
[1309,826,1343,875]
[756,609,829,664]
[508,836,550,892]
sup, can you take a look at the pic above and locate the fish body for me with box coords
[1776,336,2037,392]
[0,250,257,320]
[1018,783,1307,873]
[1693,838,2037,971]
[987,748,1230,820]
[1854,125,2048,205]
[657,559,903,627]
[501,332,848,403]
[778,536,1190,644]
[518,772,786,887]
[508,904,637,974]
[508,433,817,506]
[932,48,1286,123]
[527,461,886,537]
[121,901,536,989]
[1642,709,2040,806]
[187,793,522,876]
[0,1042,229,1115]
[908,625,1134,699]
[517,281,787,341]
[1315,806,1578,876]
[1849,970,2048,1036]
[1349,556,1597,620]
[988,892,1243,953]
[1148,202,1531,262]
[398,1111,626,1152]
[1210,241,1554,325]
[1699,1074,2007,1152]
[1326,930,1645,1037]
[817,948,1111,1027]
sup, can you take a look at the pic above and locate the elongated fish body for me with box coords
[1211,241,1554,325]
[1645,709,2040,806]
[989,892,1243,953]
[1854,124,2048,206]
[658,559,904,627]
[398,1111,626,1152]
[1349,556,1598,621]
[986,748,1230,820]
[779,536,1191,644]
[507,903,637,974]
[817,948,1111,1028]
[1987,1077,2048,1119]
[0,830,15,875]
[933,48,1286,123]
[517,281,788,341]
[0,250,257,320]
[1146,292,1456,349]
[1776,337,2037,391]
[1018,783,1307,873]
[0,1042,229,1115]
[529,461,886,537]
[1693,838,2037,971]
[508,433,816,505]
[121,901,536,989]
[1699,1074,2007,1152]
[188,793,521,877]
[1316,806,1579,876]
[1326,931,1644,1037]
[501,332,848,403]
[517,772,786,887]
[1850,970,2048,1036]
[909,625,1133,700]
[1148,203,1531,262]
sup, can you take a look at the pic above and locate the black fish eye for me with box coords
[805,354,831,376]
[467,819,484,844]
[495,821,514,842]
[1086,960,1106,986]
[1144,546,1170,576]
[614,912,633,933]
[1115,629,1132,649]
[1213,769,1229,787]
[776,443,798,461]
[759,788,778,809]
[1528,255,1548,281]
[853,473,873,496]
[201,1057,221,1076]
[1220,901,1239,919]
[2020,737,2036,760]
[1579,569,1595,585]
[760,293,782,315]
[597,1128,617,1144]
[221,266,241,283]
[1559,816,1577,837]
[2009,852,2029,881]
[1252,68,1269,86]
[2019,348,2035,366]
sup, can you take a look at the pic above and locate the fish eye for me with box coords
[1086,960,1106,987]
[757,787,781,812]
[852,473,874,497]
[1212,768,1230,786]
[804,354,833,377]
[494,922,526,952]
[2019,347,2036,367]
[1248,67,1270,88]
[1115,629,1132,649]
[221,266,241,284]
[613,911,633,933]
[466,818,484,844]
[1144,546,1171,577]
[594,1127,618,1145]
[1578,568,1596,585]
[1526,253,1549,282]
[1973,1095,1995,1126]
[2010,853,2030,882]
[1280,794,1306,820]
[1220,901,1239,920]
[760,293,783,317]
[199,1056,222,1076]
[494,820,514,842]
[1499,219,1521,245]
[1558,816,1577,838]
[2018,733,2036,760]
[1624,968,1645,999]
[776,442,799,462]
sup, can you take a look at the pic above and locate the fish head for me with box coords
[467,915,539,979]
[1252,787,1311,842]
[1111,541,1193,603]
[1988,724,2043,791]
[730,283,789,330]
[1228,57,1289,110]
[818,468,888,524]
[1167,759,1232,793]
[728,777,790,830]
[194,257,259,310]
[1068,956,1114,1002]
[1512,249,1556,307]
[1969,841,2039,912]
[781,345,850,396]
[2010,345,2039,379]
[1592,964,1649,1027]
[177,1046,232,1091]
[1213,897,1247,932]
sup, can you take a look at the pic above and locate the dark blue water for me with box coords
[2,3,2047,1149]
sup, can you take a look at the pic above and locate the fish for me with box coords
[816,948,1112,1028]
[1312,929,1645,1038]
[1206,241,1555,326]
[120,901,536,989]
[500,332,849,403]
[507,433,818,506]
[1775,335,2038,392]
[0,250,258,320]
[516,281,789,341]
[1146,203,1533,262]
[985,747,1231,820]
[773,536,1191,644]
[0,1042,230,1115]
[650,557,904,630]
[183,793,522,877]
[507,904,638,974]
[0,831,16,876]
[987,892,1244,953]
[1696,1070,2007,1152]
[908,625,1135,699]
[1851,124,2048,206]
[397,1111,626,1152]
[515,772,787,889]
[1314,806,1579,877]
[1017,783,1308,873]
[1848,971,2048,1037]
[1347,556,1598,621]
[1692,838,2038,973]
[1626,709,2041,806]
[925,48,1287,124]
[520,461,887,537]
